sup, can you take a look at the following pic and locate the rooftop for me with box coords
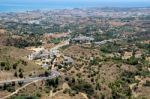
[72,36,94,41]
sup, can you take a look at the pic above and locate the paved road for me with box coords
[50,40,69,51]
[0,70,60,85]
[94,38,121,45]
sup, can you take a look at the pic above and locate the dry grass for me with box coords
[109,21,126,27]
[0,46,44,80]
[0,71,16,81]
[51,92,86,99]
[63,45,99,59]
[0,91,10,98]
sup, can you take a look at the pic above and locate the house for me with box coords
[28,49,51,60]
[42,63,49,69]
[63,56,74,64]
[71,36,94,44]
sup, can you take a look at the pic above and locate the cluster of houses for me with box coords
[28,48,58,60]
[28,46,74,69]
[27,34,115,69]
[27,47,59,68]
[70,35,117,46]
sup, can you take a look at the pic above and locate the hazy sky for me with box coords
[0,0,150,3]
[0,0,150,4]
[0,0,150,12]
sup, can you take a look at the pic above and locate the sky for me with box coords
[0,0,150,3]
[0,0,150,4]
[0,0,150,12]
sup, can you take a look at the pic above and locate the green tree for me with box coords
[19,72,23,78]
[14,72,18,77]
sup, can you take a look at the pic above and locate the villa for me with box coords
[71,36,94,44]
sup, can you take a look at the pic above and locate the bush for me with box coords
[71,81,94,97]
[0,62,6,67]
[14,72,18,77]
[109,80,132,99]
[143,80,150,87]
[48,38,61,44]
[19,72,23,78]
[11,96,39,99]
[18,81,24,86]
[124,56,139,65]
[36,93,41,97]
[45,78,59,88]
[3,83,15,92]
[100,43,120,53]
[13,63,18,69]
[44,71,50,77]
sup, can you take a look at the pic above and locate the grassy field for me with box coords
[0,46,44,80]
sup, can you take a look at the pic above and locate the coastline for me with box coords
[0,2,150,13]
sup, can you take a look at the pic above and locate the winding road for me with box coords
[0,70,60,85]
[0,40,70,99]
[0,70,60,99]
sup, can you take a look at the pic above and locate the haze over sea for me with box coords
[0,0,150,12]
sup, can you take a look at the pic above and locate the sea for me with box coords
[0,1,150,13]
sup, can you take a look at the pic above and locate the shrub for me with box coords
[143,80,150,87]
[0,62,6,67]
[71,81,94,98]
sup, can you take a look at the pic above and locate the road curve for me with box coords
[0,70,60,85]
